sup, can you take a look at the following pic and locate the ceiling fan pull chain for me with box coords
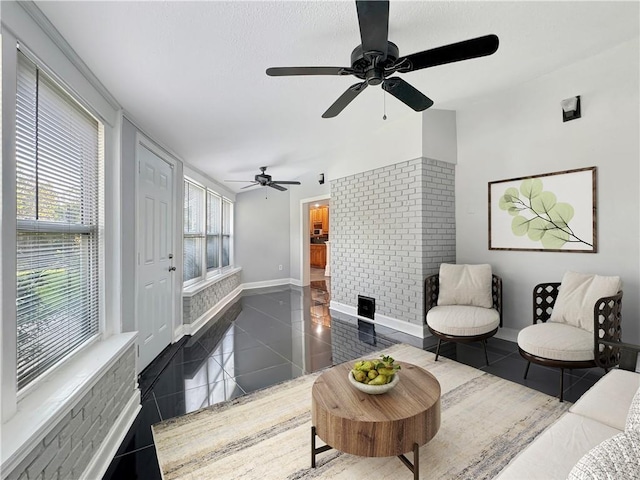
[383,89,387,121]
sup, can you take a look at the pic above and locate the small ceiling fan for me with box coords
[225,166,301,191]
[266,0,499,118]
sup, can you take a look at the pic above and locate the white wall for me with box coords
[235,186,292,284]
[422,109,457,164]
[324,113,423,181]
[455,38,640,343]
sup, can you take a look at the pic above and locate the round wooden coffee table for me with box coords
[311,360,441,479]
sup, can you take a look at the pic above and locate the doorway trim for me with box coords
[134,132,182,372]
[299,194,330,286]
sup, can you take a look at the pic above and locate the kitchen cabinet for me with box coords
[310,207,330,233]
[321,207,329,233]
[310,244,326,268]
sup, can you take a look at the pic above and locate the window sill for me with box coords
[183,266,242,297]
[1,332,137,474]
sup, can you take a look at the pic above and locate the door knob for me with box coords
[168,266,176,272]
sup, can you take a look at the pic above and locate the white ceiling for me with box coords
[35,1,639,192]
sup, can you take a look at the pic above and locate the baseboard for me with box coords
[81,390,141,480]
[183,286,243,337]
[241,278,294,290]
[329,301,428,338]
[289,278,304,287]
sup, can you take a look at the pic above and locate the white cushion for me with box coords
[427,305,500,337]
[495,413,621,480]
[437,263,493,308]
[626,385,640,432]
[570,369,640,431]
[517,323,594,362]
[568,431,640,480]
[550,271,621,332]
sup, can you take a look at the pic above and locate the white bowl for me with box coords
[348,370,399,395]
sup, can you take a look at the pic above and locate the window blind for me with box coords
[15,52,101,390]
[222,199,232,267]
[183,180,205,282]
[206,191,221,271]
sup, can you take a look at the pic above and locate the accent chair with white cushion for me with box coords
[518,271,623,402]
[425,264,502,366]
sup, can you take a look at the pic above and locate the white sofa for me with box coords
[496,365,640,479]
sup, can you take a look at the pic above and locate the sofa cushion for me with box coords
[518,322,594,362]
[570,369,640,431]
[568,431,640,480]
[550,271,621,332]
[437,263,493,308]
[427,305,500,337]
[626,385,640,432]
[495,413,621,480]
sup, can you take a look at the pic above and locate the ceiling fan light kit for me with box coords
[266,0,499,118]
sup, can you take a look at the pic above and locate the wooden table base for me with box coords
[311,426,421,479]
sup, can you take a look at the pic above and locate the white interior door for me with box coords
[136,143,175,370]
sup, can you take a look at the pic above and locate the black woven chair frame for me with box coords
[424,274,503,327]
[424,274,503,365]
[530,282,623,369]
[521,282,623,401]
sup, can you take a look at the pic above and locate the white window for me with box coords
[222,198,232,268]
[206,191,221,271]
[15,51,103,390]
[183,179,205,283]
[183,179,233,285]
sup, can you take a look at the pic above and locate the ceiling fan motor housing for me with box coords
[351,42,399,85]
[255,173,271,184]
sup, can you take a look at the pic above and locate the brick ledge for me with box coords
[1,333,137,475]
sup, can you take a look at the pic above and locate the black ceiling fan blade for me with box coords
[356,0,390,58]
[396,34,499,73]
[322,81,368,118]
[266,66,352,77]
[268,183,287,191]
[240,182,260,189]
[272,181,301,185]
[382,77,433,112]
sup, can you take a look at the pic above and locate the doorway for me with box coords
[301,196,331,329]
[135,137,178,371]
[299,195,331,287]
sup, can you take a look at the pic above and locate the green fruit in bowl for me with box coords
[368,374,388,385]
[352,370,367,383]
[351,354,401,385]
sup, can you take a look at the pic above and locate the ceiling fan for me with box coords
[266,0,499,118]
[225,166,301,191]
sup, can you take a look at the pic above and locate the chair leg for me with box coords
[559,368,564,403]
[435,339,442,362]
[524,361,531,379]
[483,340,490,366]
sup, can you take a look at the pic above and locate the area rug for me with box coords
[152,344,570,480]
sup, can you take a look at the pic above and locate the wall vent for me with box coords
[357,295,375,320]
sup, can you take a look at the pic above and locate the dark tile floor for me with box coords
[102,283,605,479]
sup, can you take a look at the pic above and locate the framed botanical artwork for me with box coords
[488,167,597,252]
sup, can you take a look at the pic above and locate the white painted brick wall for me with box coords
[331,158,455,326]
[6,345,136,480]
[183,271,241,324]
